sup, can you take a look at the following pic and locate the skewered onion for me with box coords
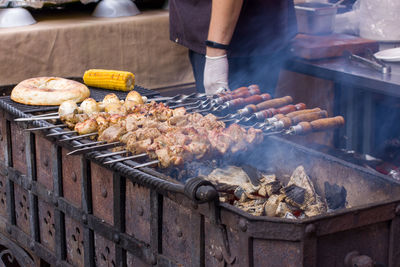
[58,100,78,117]
[79,98,100,115]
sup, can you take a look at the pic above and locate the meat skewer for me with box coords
[264,115,345,136]
[182,92,268,114]
[264,110,328,132]
[51,92,274,141]
[167,85,260,110]
[249,108,323,129]
[285,116,345,135]
[223,103,306,124]
[218,95,294,121]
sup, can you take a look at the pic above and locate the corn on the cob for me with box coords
[83,69,135,91]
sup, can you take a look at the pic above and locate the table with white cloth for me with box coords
[0,9,194,89]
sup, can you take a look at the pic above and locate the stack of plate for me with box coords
[375,47,400,62]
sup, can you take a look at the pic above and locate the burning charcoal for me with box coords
[275,202,291,217]
[265,181,283,196]
[205,166,251,191]
[282,184,306,209]
[284,212,297,220]
[286,166,327,216]
[219,192,235,204]
[241,164,264,186]
[235,199,266,216]
[263,194,285,217]
[260,174,277,184]
[258,174,282,197]
[324,182,347,210]
[304,197,327,217]
[287,166,318,209]
[234,187,249,202]
[258,185,268,197]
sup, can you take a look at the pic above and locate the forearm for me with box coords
[206,0,243,57]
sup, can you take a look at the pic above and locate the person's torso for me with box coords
[169,0,297,57]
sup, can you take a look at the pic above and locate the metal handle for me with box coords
[184,177,218,204]
[344,51,391,74]
[295,6,316,12]
[344,251,383,267]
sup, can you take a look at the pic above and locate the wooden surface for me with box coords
[291,34,379,59]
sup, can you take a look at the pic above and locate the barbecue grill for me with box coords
[0,83,399,267]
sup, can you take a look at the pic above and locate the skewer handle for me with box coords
[254,102,306,120]
[255,107,277,120]
[226,93,271,109]
[291,116,345,135]
[286,107,321,119]
[254,96,293,112]
[277,103,304,115]
[215,86,260,104]
[291,110,328,125]
[265,113,286,124]
[224,84,259,96]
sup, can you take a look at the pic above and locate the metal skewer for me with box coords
[95,150,129,159]
[59,132,98,142]
[132,160,160,169]
[67,141,122,155]
[73,140,108,148]
[47,130,77,137]
[14,115,60,122]
[24,124,68,132]
[26,112,59,118]
[103,153,148,164]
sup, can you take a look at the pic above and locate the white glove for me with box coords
[203,54,229,95]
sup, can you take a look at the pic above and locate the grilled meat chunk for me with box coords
[98,125,126,143]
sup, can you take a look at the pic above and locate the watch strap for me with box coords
[205,40,229,50]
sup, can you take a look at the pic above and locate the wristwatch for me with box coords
[205,40,229,50]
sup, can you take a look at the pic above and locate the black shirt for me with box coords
[169,0,297,57]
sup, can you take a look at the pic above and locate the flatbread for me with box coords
[11,77,90,106]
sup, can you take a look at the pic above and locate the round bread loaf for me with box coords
[11,77,90,105]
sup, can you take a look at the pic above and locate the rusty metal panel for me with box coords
[125,180,150,244]
[38,199,55,252]
[65,215,84,267]
[14,183,30,235]
[316,221,389,266]
[252,239,302,267]
[61,148,82,208]
[127,251,150,267]
[10,123,26,174]
[0,111,6,162]
[35,135,53,191]
[204,218,246,267]
[0,173,6,218]
[162,197,201,267]
[94,232,116,267]
[91,163,114,226]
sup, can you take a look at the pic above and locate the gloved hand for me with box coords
[203,54,229,95]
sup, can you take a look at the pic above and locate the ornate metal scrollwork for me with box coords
[0,233,35,267]
[0,249,15,265]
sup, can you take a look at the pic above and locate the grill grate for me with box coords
[0,82,159,114]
